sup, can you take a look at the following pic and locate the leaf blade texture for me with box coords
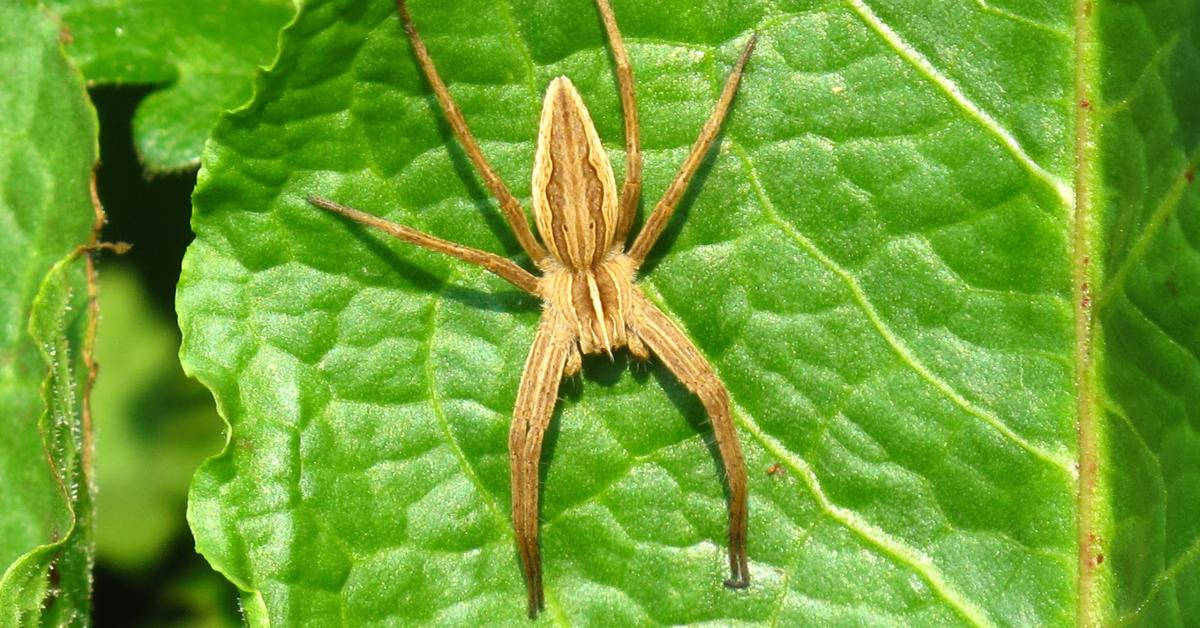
[44,0,295,171]
[0,1,100,623]
[177,0,1200,624]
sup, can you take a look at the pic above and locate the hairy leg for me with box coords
[626,34,757,267]
[308,195,540,294]
[509,310,573,617]
[396,0,548,264]
[594,0,642,244]
[630,293,749,587]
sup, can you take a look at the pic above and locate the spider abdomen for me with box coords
[532,76,620,270]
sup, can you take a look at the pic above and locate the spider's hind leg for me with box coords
[509,311,573,617]
[629,293,750,589]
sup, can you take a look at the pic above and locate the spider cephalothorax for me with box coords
[310,0,755,617]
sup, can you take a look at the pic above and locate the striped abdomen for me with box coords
[531,76,619,271]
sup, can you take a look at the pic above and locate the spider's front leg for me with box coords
[629,291,750,588]
[509,309,576,618]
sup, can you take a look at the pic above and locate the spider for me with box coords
[309,0,756,617]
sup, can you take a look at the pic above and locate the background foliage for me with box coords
[0,0,1196,625]
[0,2,98,623]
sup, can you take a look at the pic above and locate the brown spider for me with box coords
[309,0,755,617]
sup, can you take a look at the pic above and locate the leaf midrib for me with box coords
[1071,0,1099,623]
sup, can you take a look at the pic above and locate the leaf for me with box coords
[0,1,99,624]
[1,256,94,627]
[177,0,1200,624]
[92,265,224,570]
[1092,2,1200,625]
[43,0,295,171]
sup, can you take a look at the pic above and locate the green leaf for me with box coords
[1093,1,1200,625]
[93,265,224,570]
[177,0,1200,624]
[43,0,295,171]
[1,256,94,626]
[0,1,98,623]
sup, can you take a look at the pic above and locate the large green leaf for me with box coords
[0,1,99,624]
[177,0,1200,624]
[43,0,295,172]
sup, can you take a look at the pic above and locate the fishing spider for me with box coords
[309,0,756,617]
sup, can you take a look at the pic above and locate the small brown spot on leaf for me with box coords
[1079,99,1090,110]
[1186,168,1195,184]
[766,463,783,476]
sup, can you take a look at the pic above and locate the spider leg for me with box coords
[308,195,539,294]
[395,1,549,265]
[509,310,574,617]
[594,0,642,245]
[626,34,757,267]
[630,292,750,588]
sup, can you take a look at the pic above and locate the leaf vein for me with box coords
[1096,142,1200,312]
[730,143,1077,478]
[1116,533,1200,626]
[844,0,1072,207]
[731,399,995,627]
[971,0,1069,39]
[638,281,991,625]
[421,278,510,531]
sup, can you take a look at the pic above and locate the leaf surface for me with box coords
[1093,1,1200,624]
[177,0,1200,624]
[43,0,294,171]
[0,1,99,623]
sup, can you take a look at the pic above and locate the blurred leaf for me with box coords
[161,560,245,628]
[176,0,1200,625]
[93,265,224,569]
[43,0,295,171]
[0,1,99,623]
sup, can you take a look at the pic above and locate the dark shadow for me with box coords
[648,362,732,503]
[537,403,566,494]
[349,222,445,294]
[440,124,529,259]
[580,350,633,387]
[93,533,241,627]
[443,284,539,314]
[90,87,199,320]
[89,86,240,628]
